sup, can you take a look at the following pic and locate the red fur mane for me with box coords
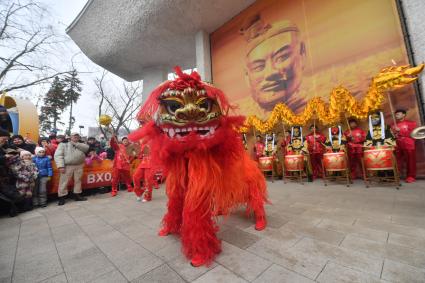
[128,67,267,265]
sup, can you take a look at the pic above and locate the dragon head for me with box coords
[373,63,424,91]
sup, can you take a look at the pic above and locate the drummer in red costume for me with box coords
[280,130,291,157]
[325,126,347,152]
[344,119,366,179]
[305,125,326,179]
[133,143,158,202]
[110,135,134,197]
[364,111,396,148]
[392,109,417,183]
[253,135,265,161]
[286,126,312,181]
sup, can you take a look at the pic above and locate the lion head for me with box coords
[157,83,222,141]
[130,67,243,153]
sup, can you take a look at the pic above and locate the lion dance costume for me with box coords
[129,67,268,267]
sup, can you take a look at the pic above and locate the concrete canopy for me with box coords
[66,0,255,81]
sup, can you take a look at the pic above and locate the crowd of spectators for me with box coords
[0,130,113,216]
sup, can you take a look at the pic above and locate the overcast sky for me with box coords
[6,0,179,136]
[24,0,131,136]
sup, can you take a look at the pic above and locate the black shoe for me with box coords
[9,204,18,217]
[74,194,87,201]
[58,197,65,206]
[23,199,33,211]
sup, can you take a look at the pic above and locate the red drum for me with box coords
[259,157,274,171]
[363,148,394,170]
[323,152,347,171]
[284,155,304,171]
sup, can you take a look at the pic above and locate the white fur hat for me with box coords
[20,150,32,158]
[35,147,45,155]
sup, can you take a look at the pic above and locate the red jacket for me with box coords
[344,127,366,154]
[392,120,417,150]
[280,137,290,156]
[110,137,132,170]
[138,144,151,169]
[43,144,56,158]
[305,132,326,154]
[254,142,265,159]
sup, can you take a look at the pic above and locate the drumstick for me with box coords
[313,119,316,151]
[387,60,398,131]
[281,122,286,137]
[387,92,397,129]
[344,113,352,137]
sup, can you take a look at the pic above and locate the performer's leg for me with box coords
[133,165,145,198]
[159,194,183,236]
[313,154,322,179]
[159,179,185,236]
[143,185,152,202]
[350,153,358,179]
[181,202,221,267]
[122,170,133,192]
[244,158,267,230]
[142,169,154,202]
[318,153,324,178]
[406,149,416,182]
[111,168,120,197]
[349,151,356,179]
[153,174,159,189]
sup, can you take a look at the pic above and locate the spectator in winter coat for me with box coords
[0,129,22,216]
[33,147,53,207]
[10,134,36,154]
[10,150,38,211]
[54,132,89,205]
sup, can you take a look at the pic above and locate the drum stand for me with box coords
[283,157,308,185]
[261,167,275,182]
[361,153,401,189]
[322,154,351,187]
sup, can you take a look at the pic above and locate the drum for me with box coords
[363,148,394,170]
[259,156,274,171]
[284,155,304,171]
[323,152,347,171]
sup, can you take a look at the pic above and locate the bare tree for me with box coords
[0,0,70,93]
[94,71,143,138]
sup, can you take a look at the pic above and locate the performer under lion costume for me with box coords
[129,67,268,267]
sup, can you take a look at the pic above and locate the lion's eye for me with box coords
[198,99,212,112]
[164,100,183,114]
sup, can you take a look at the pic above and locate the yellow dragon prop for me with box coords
[243,64,424,133]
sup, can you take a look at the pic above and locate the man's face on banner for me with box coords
[246,31,304,110]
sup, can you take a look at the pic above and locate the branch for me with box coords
[0,31,54,80]
[0,3,37,40]
[0,71,69,92]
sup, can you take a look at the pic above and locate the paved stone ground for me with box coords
[2,180,425,283]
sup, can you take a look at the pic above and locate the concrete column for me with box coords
[399,0,425,119]
[141,66,169,101]
[195,30,212,82]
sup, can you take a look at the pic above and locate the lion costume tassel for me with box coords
[129,67,268,267]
